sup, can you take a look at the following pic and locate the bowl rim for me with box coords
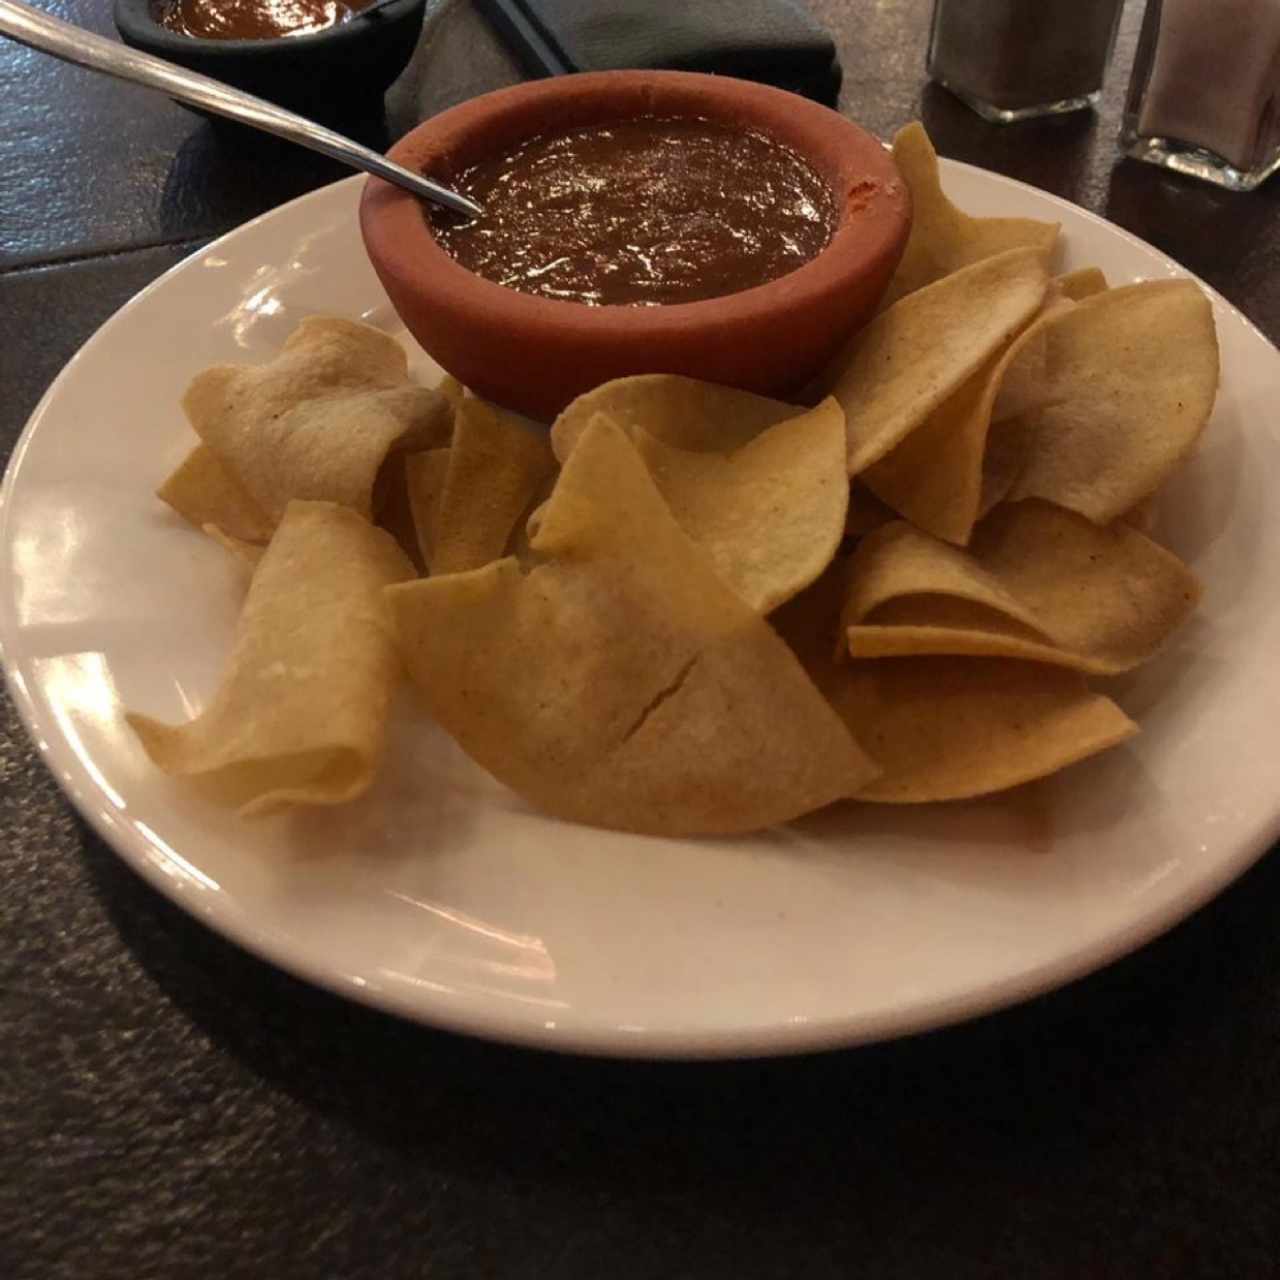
[359,70,911,342]
[113,0,427,55]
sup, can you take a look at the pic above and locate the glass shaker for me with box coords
[1122,0,1280,191]
[927,0,1125,123]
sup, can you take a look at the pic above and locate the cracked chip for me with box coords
[387,416,877,836]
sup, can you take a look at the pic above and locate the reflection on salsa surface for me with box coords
[429,117,838,307]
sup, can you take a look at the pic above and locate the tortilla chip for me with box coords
[387,417,877,836]
[405,447,452,569]
[551,374,797,461]
[861,288,1079,544]
[989,293,1077,425]
[842,520,1034,634]
[881,123,1059,306]
[1055,266,1108,301]
[849,597,1058,667]
[976,413,1032,521]
[437,374,466,410]
[522,497,549,543]
[128,501,414,815]
[966,500,1200,660]
[1123,495,1157,534]
[620,396,848,613]
[431,398,557,575]
[203,523,264,569]
[157,444,273,545]
[842,502,1201,674]
[183,316,451,526]
[832,248,1050,475]
[184,317,409,436]
[1005,280,1219,522]
[507,468,559,567]
[816,656,1137,803]
[857,352,1007,545]
[370,453,426,571]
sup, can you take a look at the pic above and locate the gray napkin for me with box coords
[475,0,842,104]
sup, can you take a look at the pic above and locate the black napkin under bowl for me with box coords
[474,0,842,104]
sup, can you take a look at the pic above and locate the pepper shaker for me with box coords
[927,0,1124,123]
[1122,0,1280,190]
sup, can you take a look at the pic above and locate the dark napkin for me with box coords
[473,0,842,104]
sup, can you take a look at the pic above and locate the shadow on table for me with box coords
[154,117,390,245]
[918,82,1105,202]
[77,806,1280,1211]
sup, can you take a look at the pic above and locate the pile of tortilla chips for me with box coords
[130,123,1219,834]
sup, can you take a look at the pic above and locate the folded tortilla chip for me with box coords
[881,123,1059,306]
[405,447,452,569]
[620,396,848,613]
[1055,266,1108,301]
[157,444,274,544]
[1005,280,1220,522]
[181,316,451,527]
[371,452,427,570]
[857,292,1072,545]
[989,292,1077,425]
[842,502,1201,674]
[831,248,1050,476]
[388,417,877,835]
[431,398,557,576]
[551,373,798,461]
[976,413,1033,520]
[1123,495,1157,534]
[816,656,1137,803]
[437,374,466,410]
[203,523,264,569]
[128,500,414,815]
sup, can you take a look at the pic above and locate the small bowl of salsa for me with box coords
[360,71,912,421]
[113,0,427,119]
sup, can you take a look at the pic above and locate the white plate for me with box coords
[3,165,1279,1058]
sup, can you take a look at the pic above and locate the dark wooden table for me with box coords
[4,3,1279,1277]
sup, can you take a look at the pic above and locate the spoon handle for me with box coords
[0,0,481,218]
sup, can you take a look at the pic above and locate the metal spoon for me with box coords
[0,0,482,218]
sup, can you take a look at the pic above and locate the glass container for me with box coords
[1122,0,1280,191]
[927,0,1124,124]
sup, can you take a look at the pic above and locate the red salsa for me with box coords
[153,0,375,40]
[429,117,838,307]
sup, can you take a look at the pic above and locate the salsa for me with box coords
[153,0,375,40]
[429,117,838,307]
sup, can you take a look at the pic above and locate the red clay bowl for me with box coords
[360,71,911,421]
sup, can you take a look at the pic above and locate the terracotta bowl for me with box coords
[360,71,911,421]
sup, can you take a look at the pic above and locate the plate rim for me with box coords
[3,166,1278,1059]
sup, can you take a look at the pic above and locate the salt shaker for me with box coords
[926,0,1124,123]
[1122,0,1280,190]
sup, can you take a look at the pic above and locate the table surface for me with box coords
[3,3,1279,1277]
